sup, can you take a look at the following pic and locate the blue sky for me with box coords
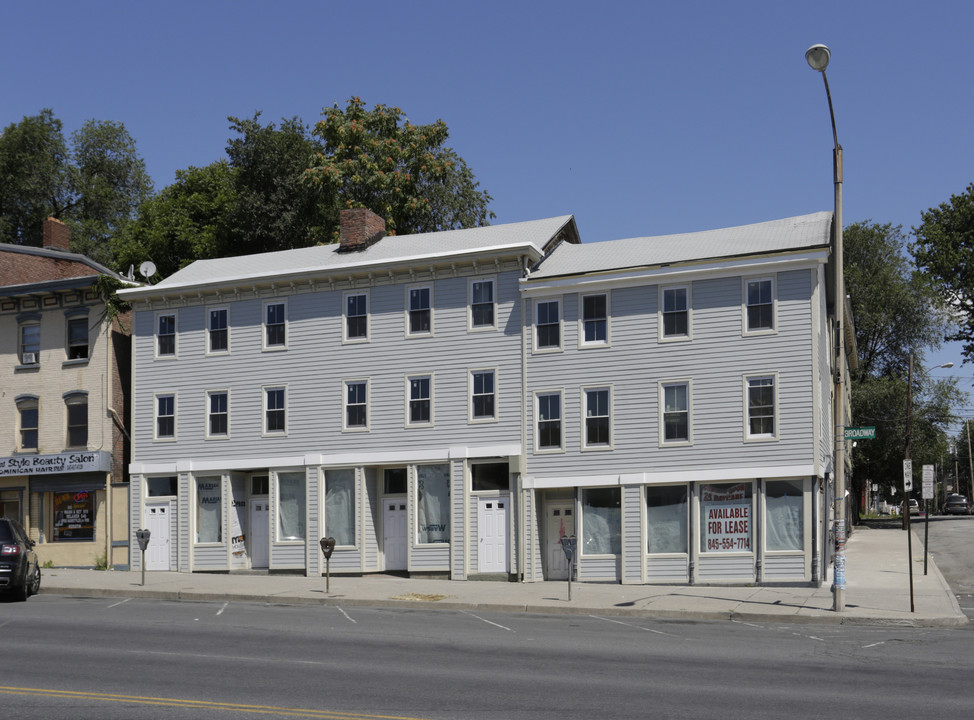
[3,0,972,388]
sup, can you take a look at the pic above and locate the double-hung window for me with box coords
[745,375,777,439]
[207,390,229,438]
[660,381,691,444]
[19,319,40,365]
[344,380,368,431]
[263,386,287,435]
[535,299,561,351]
[208,308,229,353]
[535,391,563,452]
[744,278,774,333]
[263,301,287,349]
[469,278,495,330]
[583,386,611,448]
[67,316,89,359]
[661,286,689,340]
[407,375,432,426]
[17,398,38,451]
[155,393,176,440]
[344,291,368,342]
[407,286,432,336]
[156,313,176,358]
[470,369,497,422]
[581,293,608,346]
[65,393,88,448]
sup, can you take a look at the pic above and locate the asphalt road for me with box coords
[2,591,971,720]
[918,513,974,619]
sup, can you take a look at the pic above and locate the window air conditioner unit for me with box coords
[22,352,37,364]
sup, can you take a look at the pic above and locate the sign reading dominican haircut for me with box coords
[701,483,751,553]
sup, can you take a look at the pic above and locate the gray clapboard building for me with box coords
[121,208,851,586]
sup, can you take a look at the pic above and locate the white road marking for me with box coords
[106,598,132,609]
[336,606,357,624]
[216,602,228,616]
[461,610,515,632]
[590,615,679,637]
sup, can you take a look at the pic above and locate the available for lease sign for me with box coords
[701,483,752,553]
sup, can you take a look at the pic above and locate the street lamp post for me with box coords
[806,43,847,612]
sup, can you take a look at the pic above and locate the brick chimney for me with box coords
[338,208,386,252]
[43,217,71,252]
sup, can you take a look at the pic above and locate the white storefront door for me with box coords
[249,497,269,569]
[144,503,171,571]
[478,495,510,573]
[383,499,408,571]
[546,502,574,580]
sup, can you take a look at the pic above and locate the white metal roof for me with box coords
[530,212,833,279]
[120,215,575,297]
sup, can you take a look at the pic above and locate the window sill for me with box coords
[62,358,90,368]
[14,364,40,372]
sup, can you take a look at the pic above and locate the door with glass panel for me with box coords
[545,502,574,580]
[248,474,270,569]
[382,468,408,571]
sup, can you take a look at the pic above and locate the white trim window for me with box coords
[660,285,690,341]
[744,374,777,440]
[534,298,562,351]
[660,380,691,445]
[406,285,432,337]
[263,300,287,350]
[156,312,176,358]
[343,379,369,431]
[19,318,40,365]
[344,291,369,343]
[469,368,497,423]
[208,307,229,354]
[206,389,229,439]
[744,277,775,334]
[580,293,608,347]
[406,374,433,427]
[582,386,612,449]
[535,391,563,452]
[469,277,496,331]
[263,385,287,436]
[155,393,176,440]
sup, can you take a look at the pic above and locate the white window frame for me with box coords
[405,284,433,338]
[743,373,778,441]
[468,367,498,424]
[405,373,434,428]
[262,299,288,351]
[579,292,610,348]
[534,389,564,453]
[468,276,497,332]
[534,298,562,353]
[581,385,613,451]
[343,378,370,432]
[659,285,691,342]
[155,311,176,359]
[343,290,370,344]
[743,276,776,335]
[154,392,177,441]
[659,379,693,447]
[206,389,230,440]
[207,306,230,355]
[18,318,41,365]
[262,385,288,437]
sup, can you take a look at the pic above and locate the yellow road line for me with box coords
[0,686,433,720]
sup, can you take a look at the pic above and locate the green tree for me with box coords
[845,221,963,518]
[911,182,974,364]
[305,97,494,238]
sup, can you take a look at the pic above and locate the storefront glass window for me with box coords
[700,482,752,553]
[646,485,688,554]
[765,480,804,551]
[53,490,95,541]
[417,464,449,544]
[277,472,305,541]
[196,477,222,543]
[582,487,621,555]
[325,469,355,546]
[147,476,177,496]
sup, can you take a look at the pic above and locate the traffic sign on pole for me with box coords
[903,459,913,492]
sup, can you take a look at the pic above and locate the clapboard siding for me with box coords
[646,556,689,583]
[193,545,226,570]
[578,555,620,580]
[764,554,806,580]
[697,554,755,581]
[363,469,378,571]
[451,461,466,579]
[622,485,643,582]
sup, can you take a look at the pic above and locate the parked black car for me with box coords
[942,495,971,515]
[0,517,41,601]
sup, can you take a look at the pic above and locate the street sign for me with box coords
[922,465,934,500]
[844,426,876,439]
[903,459,913,492]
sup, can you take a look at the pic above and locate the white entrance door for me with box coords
[249,497,269,569]
[383,499,408,571]
[144,503,171,571]
[546,502,574,580]
[478,495,509,573]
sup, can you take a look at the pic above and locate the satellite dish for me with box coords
[139,261,157,279]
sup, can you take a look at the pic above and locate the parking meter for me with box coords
[320,537,336,593]
[560,535,577,600]
[136,529,151,586]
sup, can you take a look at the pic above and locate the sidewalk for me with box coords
[37,526,967,627]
